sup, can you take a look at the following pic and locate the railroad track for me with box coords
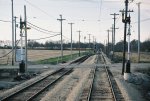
[79,54,124,101]
[70,54,91,64]
[1,68,73,101]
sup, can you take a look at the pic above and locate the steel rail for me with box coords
[1,54,90,101]
[70,54,91,64]
[1,68,72,101]
[27,68,73,101]
[87,66,97,101]
[87,55,98,101]
[79,55,97,101]
[102,53,117,101]
[1,68,63,101]
[80,54,118,101]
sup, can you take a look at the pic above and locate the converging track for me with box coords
[1,68,73,101]
[79,54,124,101]
[0,54,125,101]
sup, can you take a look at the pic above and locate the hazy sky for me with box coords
[0,0,150,45]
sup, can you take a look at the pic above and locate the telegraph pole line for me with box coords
[111,25,113,51]
[88,34,91,52]
[77,30,81,56]
[68,23,74,59]
[57,15,66,62]
[120,0,133,75]
[84,36,86,51]
[104,40,106,54]
[112,26,119,54]
[84,36,86,43]
[94,38,96,53]
[137,2,141,63]
[14,16,18,62]
[107,29,110,56]
[111,25,114,58]
[93,36,94,51]
[24,5,27,73]
[11,0,14,65]
[110,13,119,45]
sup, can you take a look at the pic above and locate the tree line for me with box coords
[0,39,149,52]
[27,39,150,52]
[27,40,104,50]
[114,39,150,52]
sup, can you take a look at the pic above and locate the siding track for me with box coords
[1,68,73,101]
[79,54,124,101]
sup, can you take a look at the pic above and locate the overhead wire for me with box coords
[0,19,11,23]
[27,24,54,35]
[99,0,103,19]
[132,18,150,24]
[27,22,60,34]
[62,35,70,40]
[0,39,20,58]
[28,34,60,41]
[27,24,60,36]
[27,22,61,41]
[114,1,136,30]
[61,35,79,43]
[24,0,56,20]
[0,19,60,35]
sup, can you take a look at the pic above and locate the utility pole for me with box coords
[107,30,110,56]
[104,40,106,54]
[24,5,27,73]
[84,36,86,43]
[57,15,66,62]
[84,36,86,51]
[93,36,94,51]
[11,0,14,65]
[110,13,119,45]
[120,0,133,75]
[14,16,17,62]
[94,38,96,52]
[110,25,119,51]
[88,34,91,52]
[77,31,81,56]
[137,2,141,63]
[111,24,114,59]
[68,23,74,59]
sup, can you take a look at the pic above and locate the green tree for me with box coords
[130,39,138,52]
[28,40,40,49]
[141,39,150,52]
[115,40,127,52]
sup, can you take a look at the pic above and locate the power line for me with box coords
[0,39,20,58]
[62,34,79,42]
[28,34,60,41]
[62,35,70,40]
[27,25,53,35]
[27,22,60,34]
[116,14,121,24]
[132,18,150,24]
[27,24,59,36]
[99,0,103,19]
[24,0,55,19]
[0,19,61,39]
[0,19,11,23]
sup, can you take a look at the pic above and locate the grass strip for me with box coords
[35,52,88,65]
